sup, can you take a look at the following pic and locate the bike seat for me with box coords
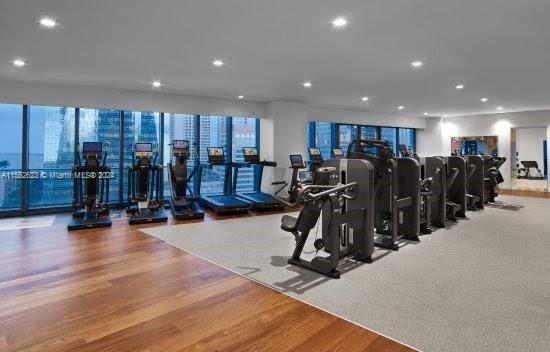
[281,215,298,232]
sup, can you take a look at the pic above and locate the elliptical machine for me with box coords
[127,142,167,224]
[167,140,204,220]
[68,142,112,231]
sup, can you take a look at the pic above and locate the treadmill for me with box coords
[235,147,284,210]
[199,147,251,214]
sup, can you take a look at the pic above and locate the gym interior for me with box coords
[0,2,548,352]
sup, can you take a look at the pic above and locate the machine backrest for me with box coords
[521,160,540,169]
[295,197,326,233]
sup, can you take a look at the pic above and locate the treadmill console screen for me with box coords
[207,147,226,163]
[308,148,323,162]
[309,148,321,156]
[242,147,260,163]
[173,140,189,150]
[289,154,304,168]
[332,148,343,158]
[135,143,152,153]
[82,142,102,154]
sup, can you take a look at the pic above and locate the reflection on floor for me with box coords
[510,177,548,191]
[0,215,56,231]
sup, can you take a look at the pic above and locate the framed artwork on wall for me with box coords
[451,136,498,156]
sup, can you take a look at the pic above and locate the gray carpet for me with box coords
[142,195,550,352]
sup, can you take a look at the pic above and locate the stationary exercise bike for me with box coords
[127,142,167,224]
[167,140,204,220]
[272,154,311,207]
[68,142,112,231]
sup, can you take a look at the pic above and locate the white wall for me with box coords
[430,110,550,188]
[308,107,426,129]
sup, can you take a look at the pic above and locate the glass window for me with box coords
[233,117,257,193]
[360,126,378,140]
[163,114,197,198]
[123,111,161,199]
[199,115,228,195]
[381,127,397,155]
[398,128,416,156]
[314,122,333,159]
[79,109,122,203]
[0,104,23,210]
[28,106,76,208]
[339,125,359,156]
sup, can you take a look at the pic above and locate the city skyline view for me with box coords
[0,103,259,211]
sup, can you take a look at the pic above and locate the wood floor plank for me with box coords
[0,210,415,352]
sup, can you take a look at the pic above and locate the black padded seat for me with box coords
[281,215,298,232]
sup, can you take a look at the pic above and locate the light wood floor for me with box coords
[0,208,415,352]
[499,188,550,198]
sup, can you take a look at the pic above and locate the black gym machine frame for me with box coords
[68,142,112,231]
[126,142,168,224]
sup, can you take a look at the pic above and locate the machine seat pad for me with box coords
[281,215,298,232]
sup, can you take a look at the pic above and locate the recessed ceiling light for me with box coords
[12,59,26,67]
[212,59,224,67]
[332,17,348,28]
[411,61,424,68]
[238,95,244,99]
[39,17,58,28]
[496,106,504,110]
[480,97,488,102]
[397,106,405,110]
[443,114,449,118]
[303,81,313,88]
[361,96,369,102]
[423,112,429,116]
[455,84,464,90]
[151,81,162,88]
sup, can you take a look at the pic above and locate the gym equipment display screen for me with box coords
[173,140,189,149]
[135,143,152,152]
[82,142,102,153]
[309,148,321,156]
[333,148,343,157]
[290,154,304,167]
[242,147,258,156]
[208,147,224,156]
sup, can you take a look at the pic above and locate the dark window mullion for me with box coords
[118,110,125,208]
[21,105,29,213]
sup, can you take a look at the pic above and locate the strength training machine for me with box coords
[347,138,420,250]
[281,159,375,278]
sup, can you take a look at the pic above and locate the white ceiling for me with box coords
[1,0,549,117]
